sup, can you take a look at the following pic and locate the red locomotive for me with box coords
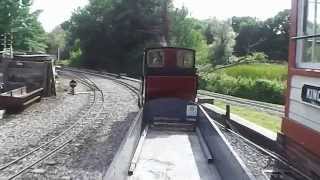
[142,47,197,102]
[141,47,199,126]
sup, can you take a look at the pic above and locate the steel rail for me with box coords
[207,107,311,180]
[198,90,284,115]
[62,68,283,115]
[62,68,141,101]
[0,72,104,179]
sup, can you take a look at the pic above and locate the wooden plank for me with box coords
[23,96,41,106]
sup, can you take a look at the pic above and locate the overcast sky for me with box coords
[32,0,291,32]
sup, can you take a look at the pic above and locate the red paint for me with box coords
[284,0,298,118]
[146,76,197,101]
[282,118,320,157]
[164,49,178,68]
[281,0,320,167]
[290,68,320,78]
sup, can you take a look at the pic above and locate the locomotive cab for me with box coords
[143,47,198,102]
[141,47,199,125]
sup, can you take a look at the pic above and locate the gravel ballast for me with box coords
[221,129,308,180]
[0,76,90,167]
[19,75,139,179]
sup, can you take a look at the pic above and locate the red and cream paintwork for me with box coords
[281,0,320,177]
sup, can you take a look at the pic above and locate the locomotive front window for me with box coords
[147,50,164,68]
[177,50,194,68]
[296,0,320,68]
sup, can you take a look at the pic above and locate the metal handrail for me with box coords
[291,34,320,40]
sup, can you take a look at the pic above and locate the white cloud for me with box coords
[32,0,88,32]
[173,0,291,20]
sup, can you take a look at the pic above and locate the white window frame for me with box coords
[147,50,165,68]
[176,50,195,69]
[296,0,320,69]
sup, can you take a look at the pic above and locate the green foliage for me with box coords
[169,7,209,65]
[201,63,287,104]
[232,10,290,60]
[63,0,169,74]
[69,39,83,66]
[0,0,47,52]
[202,72,285,104]
[69,48,83,66]
[220,63,288,81]
[205,19,236,66]
[46,26,66,56]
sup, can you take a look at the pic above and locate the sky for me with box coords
[31,0,88,32]
[32,0,291,32]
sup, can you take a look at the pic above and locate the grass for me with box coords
[56,59,71,66]
[216,63,288,81]
[214,100,282,133]
[200,63,287,105]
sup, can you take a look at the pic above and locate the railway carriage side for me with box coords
[280,0,320,178]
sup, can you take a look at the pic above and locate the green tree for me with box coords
[232,16,264,56]
[206,19,236,66]
[0,0,47,52]
[47,26,67,57]
[63,0,171,74]
[169,7,209,64]
[261,9,290,60]
[232,10,289,60]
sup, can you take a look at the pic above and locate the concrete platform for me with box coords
[129,129,221,180]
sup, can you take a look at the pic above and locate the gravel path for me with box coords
[0,76,90,168]
[19,75,139,179]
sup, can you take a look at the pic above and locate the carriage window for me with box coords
[147,50,164,68]
[297,0,320,68]
[177,50,194,68]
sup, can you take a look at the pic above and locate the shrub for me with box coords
[69,47,83,67]
[201,72,285,104]
[217,63,287,81]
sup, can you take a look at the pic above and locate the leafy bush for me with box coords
[69,47,83,66]
[218,63,287,81]
[69,39,84,67]
[202,72,285,104]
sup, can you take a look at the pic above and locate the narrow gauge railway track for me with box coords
[0,72,105,180]
[64,68,282,115]
[61,68,141,101]
[60,68,302,179]
[198,90,284,115]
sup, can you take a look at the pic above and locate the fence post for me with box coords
[224,104,231,129]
